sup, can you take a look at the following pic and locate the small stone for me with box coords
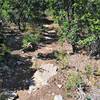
[44,36,52,40]
[16,99,20,100]
[11,92,18,97]
[57,84,62,88]
[28,85,36,94]
[31,56,37,61]
[48,30,56,33]
[52,93,55,96]
[8,97,14,100]
[54,95,63,100]
[21,51,24,53]
[17,61,23,65]
[43,24,50,28]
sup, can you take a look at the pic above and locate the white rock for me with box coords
[8,97,14,100]
[16,99,20,100]
[48,30,56,33]
[33,64,58,87]
[11,92,17,96]
[27,64,58,93]
[57,84,62,88]
[28,85,37,94]
[44,36,52,40]
[54,95,63,100]
[43,24,50,28]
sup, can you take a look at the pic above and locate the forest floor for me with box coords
[0,16,100,100]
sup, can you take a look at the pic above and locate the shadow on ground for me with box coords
[0,53,36,91]
[37,51,57,60]
[34,17,54,26]
[1,27,23,50]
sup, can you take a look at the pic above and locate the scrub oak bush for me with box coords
[22,32,41,49]
[47,0,100,56]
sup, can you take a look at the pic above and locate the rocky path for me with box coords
[16,19,64,100]
[1,17,100,100]
[16,17,100,100]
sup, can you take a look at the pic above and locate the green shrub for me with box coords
[47,0,100,54]
[66,71,83,90]
[22,32,41,48]
[55,51,69,69]
[78,35,96,47]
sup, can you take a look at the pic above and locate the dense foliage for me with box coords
[22,31,41,49]
[0,0,47,30]
[46,0,100,56]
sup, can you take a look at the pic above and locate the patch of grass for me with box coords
[85,65,93,77]
[55,50,69,69]
[66,92,73,98]
[66,71,83,90]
